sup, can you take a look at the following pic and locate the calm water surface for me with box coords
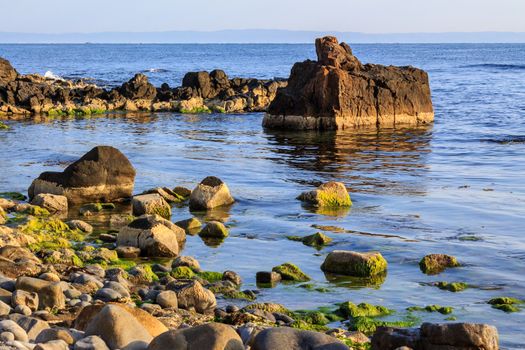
[0,44,524,348]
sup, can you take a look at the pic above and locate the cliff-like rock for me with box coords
[264,36,434,130]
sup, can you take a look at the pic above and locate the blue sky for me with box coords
[2,0,525,33]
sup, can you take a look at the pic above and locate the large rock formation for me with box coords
[0,58,18,86]
[264,36,434,130]
[28,146,136,205]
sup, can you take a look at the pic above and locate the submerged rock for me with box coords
[298,182,351,207]
[419,254,459,275]
[189,176,235,211]
[28,146,136,205]
[321,250,387,277]
[265,36,434,130]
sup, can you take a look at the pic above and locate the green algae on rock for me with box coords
[22,217,85,251]
[197,271,223,283]
[302,232,333,247]
[272,263,311,282]
[298,181,352,207]
[321,250,387,277]
[171,266,196,279]
[0,121,9,130]
[199,221,229,238]
[407,305,454,315]
[434,281,468,292]
[0,192,27,200]
[419,254,460,275]
[339,302,393,318]
[488,297,524,313]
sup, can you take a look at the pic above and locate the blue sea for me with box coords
[0,43,524,348]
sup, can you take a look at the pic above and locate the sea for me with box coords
[0,43,524,348]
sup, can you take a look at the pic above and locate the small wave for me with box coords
[44,71,65,81]
[142,68,169,73]
[460,63,525,71]
[484,135,525,144]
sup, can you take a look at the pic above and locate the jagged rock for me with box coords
[28,146,136,205]
[252,327,348,350]
[118,74,157,100]
[131,194,171,219]
[265,36,434,130]
[171,280,216,314]
[147,323,243,350]
[30,194,68,214]
[117,214,185,257]
[0,58,18,86]
[321,250,387,277]
[189,176,234,211]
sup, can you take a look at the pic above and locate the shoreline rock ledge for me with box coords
[264,36,434,130]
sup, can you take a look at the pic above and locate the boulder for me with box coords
[119,74,156,100]
[155,291,178,309]
[265,36,434,130]
[256,271,282,285]
[172,280,216,314]
[419,254,459,275]
[117,214,185,257]
[11,289,39,311]
[10,314,50,341]
[371,323,499,350]
[0,58,18,86]
[189,176,235,210]
[131,194,171,219]
[15,277,66,310]
[182,70,231,99]
[252,327,348,350]
[0,319,28,342]
[298,182,351,207]
[321,250,387,277]
[28,146,136,205]
[66,220,93,234]
[199,221,229,238]
[147,323,243,350]
[83,305,152,350]
[30,194,68,214]
[74,335,110,350]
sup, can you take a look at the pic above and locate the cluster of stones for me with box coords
[0,57,287,117]
[0,144,501,350]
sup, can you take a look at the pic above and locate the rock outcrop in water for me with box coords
[0,56,287,116]
[264,36,434,130]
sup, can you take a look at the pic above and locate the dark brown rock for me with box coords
[0,58,18,87]
[28,146,136,205]
[265,36,434,130]
[118,74,157,100]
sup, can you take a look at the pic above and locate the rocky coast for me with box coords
[0,145,503,350]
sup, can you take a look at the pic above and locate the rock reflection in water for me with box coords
[264,125,433,196]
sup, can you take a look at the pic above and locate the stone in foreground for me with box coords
[117,214,186,257]
[189,176,235,211]
[265,36,434,130]
[252,327,349,350]
[147,323,244,350]
[298,181,351,207]
[28,146,136,205]
[371,322,499,350]
[321,250,387,277]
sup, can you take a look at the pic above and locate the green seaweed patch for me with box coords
[488,297,524,313]
[197,271,223,283]
[222,290,256,301]
[298,283,330,293]
[243,303,290,314]
[0,121,9,130]
[0,191,27,200]
[24,206,50,216]
[179,106,211,114]
[171,266,196,279]
[22,217,84,251]
[341,339,371,350]
[348,315,418,334]
[407,305,453,315]
[135,264,158,282]
[339,302,393,318]
[107,258,137,270]
[272,263,310,282]
[435,281,468,292]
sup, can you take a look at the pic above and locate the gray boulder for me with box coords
[252,327,349,350]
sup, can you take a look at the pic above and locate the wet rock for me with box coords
[252,327,348,350]
[172,256,201,272]
[172,186,192,198]
[66,220,93,234]
[156,291,178,309]
[131,194,171,220]
[256,271,281,285]
[174,217,202,232]
[298,182,351,208]
[119,74,156,101]
[321,250,387,277]
[172,280,216,314]
[265,36,433,130]
[147,322,243,350]
[30,194,68,214]
[223,271,241,286]
[419,254,459,275]
[189,176,234,211]
[15,277,66,310]
[199,221,229,238]
[28,146,136,205]
[272,263,310,282]
[74,335,110,350]
[143,187,184,203]
[117,214,185,258]
[302,232,332,247]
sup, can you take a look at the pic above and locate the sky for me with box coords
[1,0,525,34]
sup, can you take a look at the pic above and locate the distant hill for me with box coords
[1,29,525,44]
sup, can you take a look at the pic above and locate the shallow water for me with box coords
[1,44,525,348]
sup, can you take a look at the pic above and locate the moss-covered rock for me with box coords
[434,281,468,292]
[242,303,289,314]
[272,263,311,282]
[197,271,223,283]
[488,297,524,313]
[171,266,196,279]
[199,221,229,238]
[302,232,333,247]
[0,192,26,201]
[22,217,84,251]
[407,305,453,315]
[339,302,393,318]
[348,316,417,334]
[298,181,352,207]
[321,250,387,277]
[0,121,9,130]
[419,254,459,275]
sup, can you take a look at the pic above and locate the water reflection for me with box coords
[264,126,433,195]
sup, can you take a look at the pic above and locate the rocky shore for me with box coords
[0,146,502,349]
